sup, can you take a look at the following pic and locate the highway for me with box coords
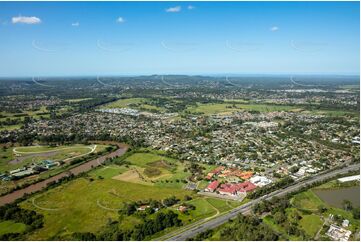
[165,164,360,241]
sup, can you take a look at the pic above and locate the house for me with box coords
[205,180,219,192]
[206,172,214,180]
[211,166,225,175]
[177,205,188,213]
[239,171,254,180]
[137,205,150,211]
[42,160,57,169]
[342,220,349,228]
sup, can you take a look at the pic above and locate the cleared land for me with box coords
[17,150,240,240]
[101,98,164,112]
[186,102,358,117]
[123,152,189,189]
[0,220,27,235]
[187,103,303,115]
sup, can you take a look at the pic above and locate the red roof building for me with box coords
[238,181,257,192]
[205,180,220,192]
[210,166,225,175]
[217,181,257,196]
[218,183,240,196]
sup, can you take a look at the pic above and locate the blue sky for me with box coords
[0,1,359,77]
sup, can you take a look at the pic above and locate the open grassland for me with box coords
[0,220,27,235]
[0,124,22,131]
[123,152,189,189]
[17,149,240,240]
[299,214,323,237]
[291,190,324,211]
[152,197,240,240]
[20,164,193,240]
[186,102,358,117]
[101,98,164,112]
[0,106,50,123]
[187,103,303,115]
[0,106,72,131]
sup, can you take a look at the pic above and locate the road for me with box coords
[165,164,360,241]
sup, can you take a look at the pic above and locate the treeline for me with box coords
[70,211,182,241]
[253,197,307,239]
[248,176,294,199]
[0,204,44,240]
[77,97,117,112]
[217,214,278,241]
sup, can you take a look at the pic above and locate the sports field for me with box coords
[0,144,108,173]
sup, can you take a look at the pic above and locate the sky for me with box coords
[0,1,359,77]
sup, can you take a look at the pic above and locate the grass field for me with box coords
[123,152,189,189]
[16,148,242,240]
[186,102,359,117]
[101,98,164,112]
[0,106,50,122]
[0,124,22,131]
[299,214,323,237]
[187,103,302,115]
[20,168,193,240]
[0,220,27,236]
[291,190,324,211]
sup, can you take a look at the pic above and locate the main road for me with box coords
[164,163,360,241]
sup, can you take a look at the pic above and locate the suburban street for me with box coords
[165,164,360,241]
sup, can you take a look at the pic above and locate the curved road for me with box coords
[0,143,128,206]
[165,164,360,241]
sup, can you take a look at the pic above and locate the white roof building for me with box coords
[337,175,360,183]
[326,224,352,241]
[250,175,272,187]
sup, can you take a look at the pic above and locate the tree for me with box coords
[318,204,327,213]
[342,200,353,211]
[274,211,287,224]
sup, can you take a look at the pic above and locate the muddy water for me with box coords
[0,144,128,205]
[314,186,360,209]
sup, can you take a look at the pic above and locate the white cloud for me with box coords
[12,16,41,24]
[71,22,79,27]
[116,17,125,23]
[166,6,181,13]
[270,26,279,32]
[188,5,195,10]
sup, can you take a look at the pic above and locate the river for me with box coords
[314,186,360,209]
